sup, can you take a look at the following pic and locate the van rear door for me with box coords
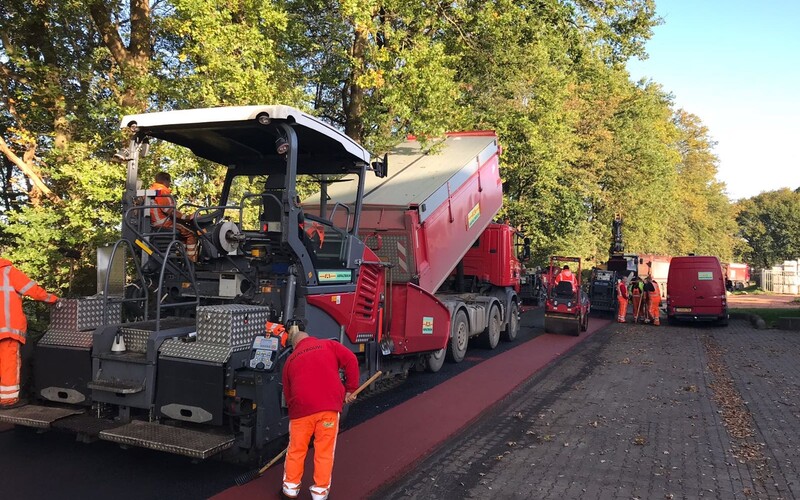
[690,263,725,315]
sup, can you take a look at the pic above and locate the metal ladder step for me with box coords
[0,405,84,429]
[99,420,235,459]
[87,378,145,394]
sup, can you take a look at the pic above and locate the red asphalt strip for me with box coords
[213,316,610,500]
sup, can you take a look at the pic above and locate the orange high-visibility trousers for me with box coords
[155,220,198,262]
[647,291,661,325]
[0,338,22,406]
[617,296,628,322]
[283,410,340,499]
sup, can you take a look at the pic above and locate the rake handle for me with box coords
[350,370,382,399]
[257,447,288,475]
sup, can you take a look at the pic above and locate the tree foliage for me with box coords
[736,189,800,269]
[1,0,743,302]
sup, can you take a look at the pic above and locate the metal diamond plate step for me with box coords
[0,405,84,428]
[99,420,235,459]
[87,378,144,394]
[51,413,122,436]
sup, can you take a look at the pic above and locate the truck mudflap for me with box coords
[99,421,234,459]
[0,405,83,429]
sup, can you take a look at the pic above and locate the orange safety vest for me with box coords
[149,182,179,226]
[617,280,629,299]
[0,259,58,343]
[554,270,578,289]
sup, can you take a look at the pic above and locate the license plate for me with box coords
[675,307,691,313]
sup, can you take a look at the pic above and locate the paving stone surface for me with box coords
[375,319,800,500]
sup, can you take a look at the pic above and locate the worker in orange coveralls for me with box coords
[629,275,644,323]
[281,321,359,500]
[616,278,629,323]
[643,275,661,326]
[0,258,58,409]
[149,172,199,262]
[553,265,579,294]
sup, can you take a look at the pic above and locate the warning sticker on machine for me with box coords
[697,271,714,281]
[467,203,481,229]
[318,270,353,283]
[422,317,434,335]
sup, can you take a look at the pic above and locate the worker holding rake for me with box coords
[280,321,359,500]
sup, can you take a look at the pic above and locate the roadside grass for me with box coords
[730,308,800,328]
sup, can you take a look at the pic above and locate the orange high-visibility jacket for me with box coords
[149,182,184,226]
[554,269,578,289]
[0,258,58,343]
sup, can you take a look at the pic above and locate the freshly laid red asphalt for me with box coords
[214,316,610,500]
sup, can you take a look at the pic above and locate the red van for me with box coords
[666,256,728,326]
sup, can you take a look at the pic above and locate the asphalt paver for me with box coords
[376,319,800,500]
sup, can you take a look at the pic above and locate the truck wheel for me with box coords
[501,302,520,342]
[479,305,502,349]
[425,347,446,373]
[447,310,469,363]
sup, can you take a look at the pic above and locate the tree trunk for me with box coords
[344,24,368,142]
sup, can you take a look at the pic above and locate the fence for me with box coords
[760,269,800,294]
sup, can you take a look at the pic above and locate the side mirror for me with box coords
[372,153,388,178]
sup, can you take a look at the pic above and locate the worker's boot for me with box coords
[281,481,300,499]
[310,485,330,500]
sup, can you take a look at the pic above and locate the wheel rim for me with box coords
[490,309,501,344]
[510,304,519,337]
[456,320,468,351]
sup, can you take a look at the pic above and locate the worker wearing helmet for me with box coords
[616,278,629,323]
[643,275,661,326]
[281,321,359,500]
[629,275,645,324]
[553,265,578,295]
[0,258,58,409]
[149,172,199,262]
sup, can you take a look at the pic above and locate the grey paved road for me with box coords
[377,319,800,500]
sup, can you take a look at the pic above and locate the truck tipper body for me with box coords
[0,109,520,461]
[308,132,521,364]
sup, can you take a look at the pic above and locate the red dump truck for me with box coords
[2,107,521,463]
[312,131,523,368]
[722,262,750,290]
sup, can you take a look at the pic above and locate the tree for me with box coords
[665,110,736,259]
[736,189,800,269]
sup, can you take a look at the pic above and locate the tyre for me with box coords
[447,310,469,363]
[425,347,446,373]
[479,305,501,349]
[501,301,520,342]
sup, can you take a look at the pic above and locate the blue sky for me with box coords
[626,0,800,200]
